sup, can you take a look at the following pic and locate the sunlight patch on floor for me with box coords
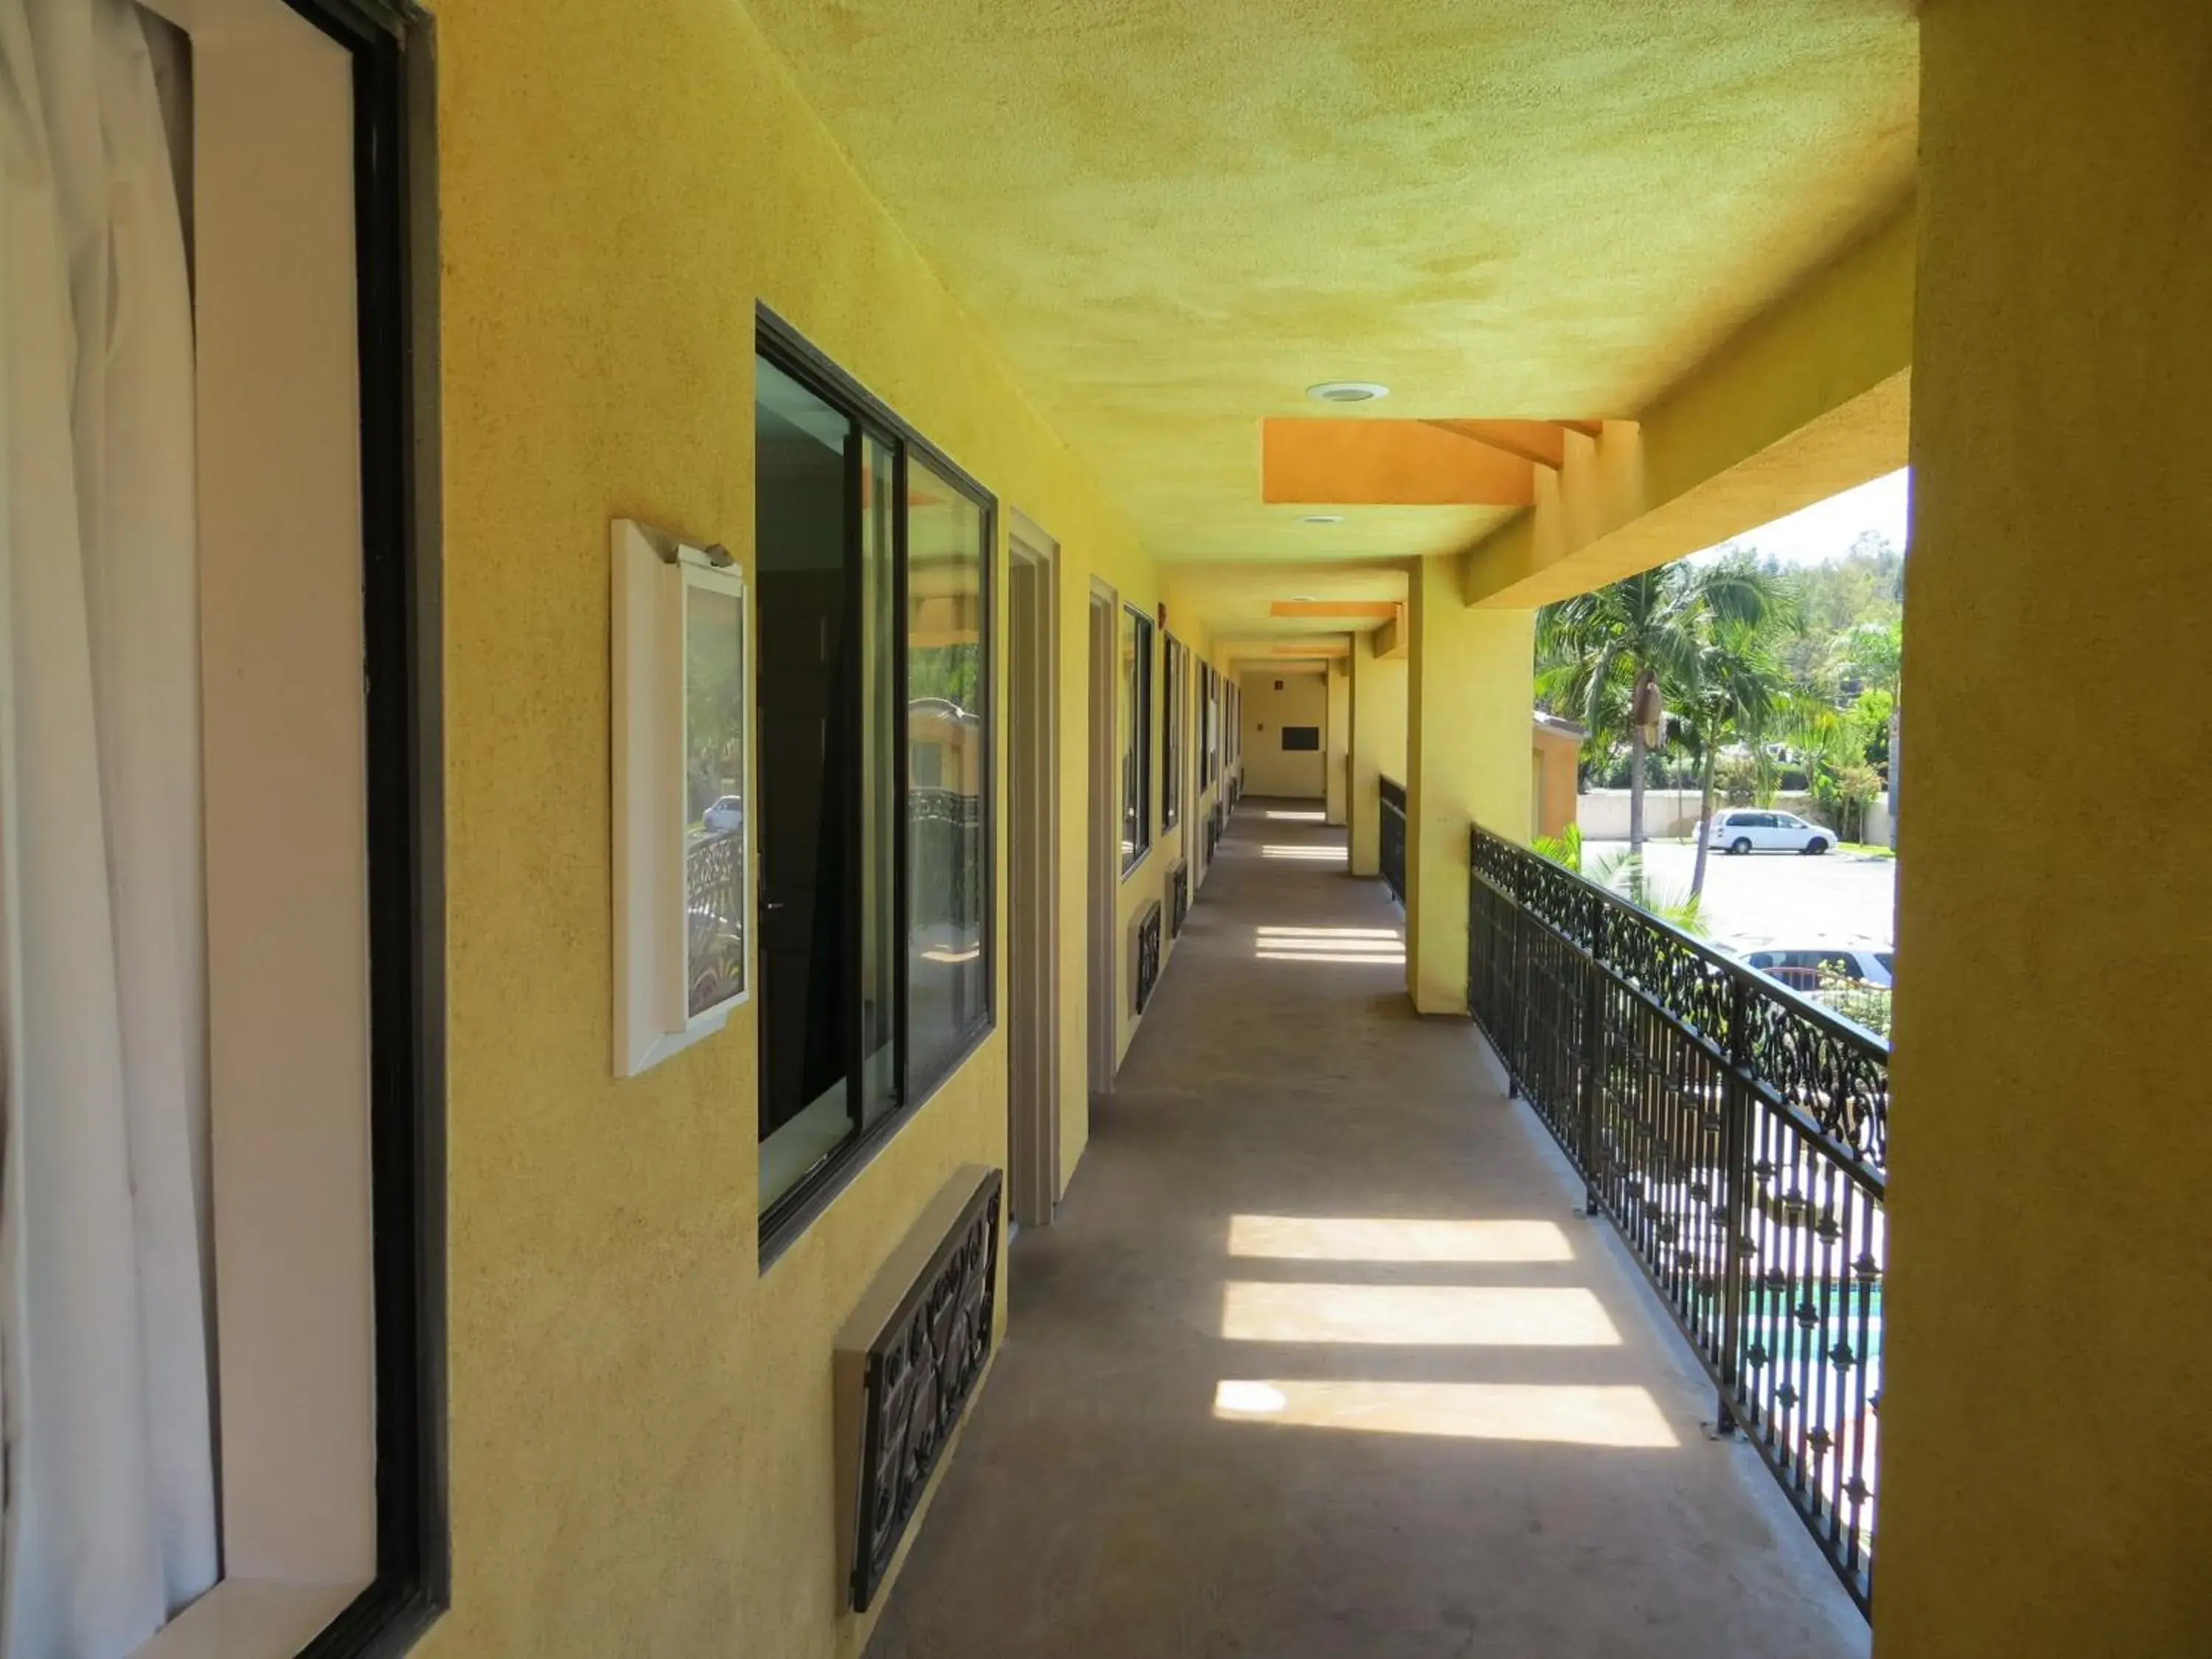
[1254,950,1407,964]
[1211,1380,1679,1448]
[1264,809,1326,821]
[1228,1215,1575,1264]
[1261,844,1347,861]
[1220,1282,1621,1346]
[1252,926,1404,965]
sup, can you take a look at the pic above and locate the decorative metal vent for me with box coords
[836,1166,1001,1611]
[1169,860,1190,936]
[1132,900,1164,1013]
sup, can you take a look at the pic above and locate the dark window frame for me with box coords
[1119,603,1155,874]
[754,306,997,1264]
[1199,663,1215,791]
[1161,635,1182,830]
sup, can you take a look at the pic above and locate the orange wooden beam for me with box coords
[1422,419,1569,470]
[1261,418,1534,507]
[1267,600,1402,619]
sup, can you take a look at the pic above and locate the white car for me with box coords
[1734,943,1894,992]
[701,795,744,835]
[1705,807,1833,855]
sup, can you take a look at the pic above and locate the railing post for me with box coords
[1576,887,1604,1217]
[1714,973,1754,1437]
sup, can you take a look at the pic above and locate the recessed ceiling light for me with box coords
[1307,380,1390,404]
[1290,594,1320,602]
[1298,514,1345,525]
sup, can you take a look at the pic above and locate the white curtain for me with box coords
[0,0,219,1655]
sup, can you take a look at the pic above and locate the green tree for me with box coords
[1539,556,1793,855]
[1679,619,1793,898]
[1830,618,1903,839]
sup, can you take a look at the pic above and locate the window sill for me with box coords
[1119,845,1154,883]
[133,1578,369,1659]
[757,1020,997,1272]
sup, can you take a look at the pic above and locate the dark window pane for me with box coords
[1162,639,1181,829]
[1119,604,1152,870]
[857,435,899,1125]
[755,356,861,1209]
[906,456,988,1095]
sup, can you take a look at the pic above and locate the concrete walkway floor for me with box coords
[867,801,1867,1659]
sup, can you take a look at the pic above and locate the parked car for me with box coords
[1704,807,1832,855]
[1731,942,1894,991]
[701,795,744,834]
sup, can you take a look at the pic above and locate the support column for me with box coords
[1877,6,2212,1656]
[1347,627,1405,877]
[1405,554,1531,1015]
[1323,658,1349,826]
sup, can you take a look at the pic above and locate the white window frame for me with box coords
[118,0,444,1655]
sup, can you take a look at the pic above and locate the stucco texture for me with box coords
[1346,629,1408,877]
[739,0,1916,577]
[1404,556,1531,1015]
[425,0,1191,1652]
[1239,672,1329,799]
[1875,4,2212,1655]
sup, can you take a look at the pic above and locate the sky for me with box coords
[1691,467,1910,566]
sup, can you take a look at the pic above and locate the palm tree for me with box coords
[1678,620,1792,897]
[1540,556,1792,855]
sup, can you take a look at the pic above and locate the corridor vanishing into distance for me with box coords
[868,803,1864,1659]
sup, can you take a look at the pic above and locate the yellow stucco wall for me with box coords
[428,0,1175,1652]
[1404,556,1532,1015]
[1346,630,1408,878]
[1239,671,1329,799]
[1876,5,2212,1655]
[1323,660,1350,826]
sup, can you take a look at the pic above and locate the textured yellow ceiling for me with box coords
[745,0,1917,600]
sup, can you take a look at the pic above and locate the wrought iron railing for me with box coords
[1378,776,1407,907]
[911,786,982,928]
[685,829,745,1009]
[1465,823,1886,1615]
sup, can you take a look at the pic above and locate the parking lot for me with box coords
[1582,837,1896,953]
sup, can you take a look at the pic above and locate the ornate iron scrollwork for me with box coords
[1133,900,1164,1013]
[1465,820,1887,1613]
[1169,860,1190,937]
[851,1172,1001,1611]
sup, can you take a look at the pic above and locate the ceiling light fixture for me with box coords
[1298,514,1344,525]
[1307,380,1390,403]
